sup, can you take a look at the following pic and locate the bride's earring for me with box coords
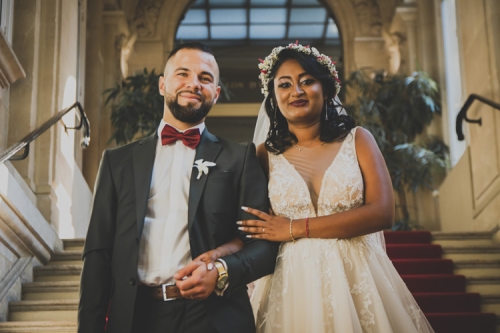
[324,101,328,120]
[272,101,279,135]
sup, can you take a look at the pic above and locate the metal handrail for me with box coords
[456,94,500,141]
[0,102,90,165]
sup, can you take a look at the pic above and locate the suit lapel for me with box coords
[133,133,157,238]
[188,129,221,231]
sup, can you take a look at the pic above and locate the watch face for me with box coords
[217,275,228,289]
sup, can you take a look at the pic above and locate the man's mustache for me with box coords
[176,90,205,103]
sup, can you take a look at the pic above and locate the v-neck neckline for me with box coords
[278,136,349,216]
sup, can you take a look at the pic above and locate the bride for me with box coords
[236,42,435,333]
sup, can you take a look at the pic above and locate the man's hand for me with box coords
[174,261,219,300]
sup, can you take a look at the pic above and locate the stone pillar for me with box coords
[396,0,418,74]
[32,0,59,224]
[82,0,104,188]
[9,0,41,189]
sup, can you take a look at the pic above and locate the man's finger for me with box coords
[176,273,202,292]
[174,260,203,281]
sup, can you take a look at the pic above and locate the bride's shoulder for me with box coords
[353,126,375,143]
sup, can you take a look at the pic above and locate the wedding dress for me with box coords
[250,127,434,333]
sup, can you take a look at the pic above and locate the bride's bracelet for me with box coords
[289,218,295,243]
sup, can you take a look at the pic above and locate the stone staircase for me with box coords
[0,232,499,332]
[432,229,500,332]
[0,239,83,333]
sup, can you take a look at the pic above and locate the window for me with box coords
[176,0,340,45]
[0,0,13,42]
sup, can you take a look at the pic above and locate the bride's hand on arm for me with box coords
[238,207,290,242]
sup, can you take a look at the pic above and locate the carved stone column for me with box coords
[82,0,105,188]
[9,0,41,189]
[32,0,60,225]
[396,0,418,73]
[99,10,129,162]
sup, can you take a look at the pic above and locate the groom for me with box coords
[78,42,279,333]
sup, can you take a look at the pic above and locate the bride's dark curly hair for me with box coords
[263,49,355,155]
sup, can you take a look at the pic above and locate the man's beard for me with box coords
[166,91,213,124]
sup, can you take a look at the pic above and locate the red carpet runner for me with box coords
[384,231,496,333]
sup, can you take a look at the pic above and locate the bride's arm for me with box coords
[239,127,394,241]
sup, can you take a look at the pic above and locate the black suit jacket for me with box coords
[78,129,279,333]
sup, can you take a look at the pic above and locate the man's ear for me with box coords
[212,86,221,104]
[158,76,165,96]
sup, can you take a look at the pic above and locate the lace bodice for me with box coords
[268,127,364,220]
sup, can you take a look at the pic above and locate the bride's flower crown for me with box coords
[258,41,341,97]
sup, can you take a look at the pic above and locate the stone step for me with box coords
[8,300,78,322]
[442,246,500,261]
[466,276,500,294]
[482,294,500,317]
[432,229,497,247]
[62,239,84,252]
[454,260,500,277]
[22,281,80,301]
[33,266,82,282]
[47,251,82,266]
[0,321,76,333]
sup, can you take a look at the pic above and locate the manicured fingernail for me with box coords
[238,227,244,231]
[241,206,248,211]
[236,221,242,225]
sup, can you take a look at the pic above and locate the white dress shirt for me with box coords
[137,120,205,286]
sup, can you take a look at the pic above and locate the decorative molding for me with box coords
[0,256,32,321]
[0,257,31,302]
[351,0,383,36]
[133,0,164,37]
[103,0,121,11]
[0,29,25,88]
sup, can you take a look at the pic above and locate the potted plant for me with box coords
[346,69,449,230]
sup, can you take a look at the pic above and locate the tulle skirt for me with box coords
[250,233,434,333]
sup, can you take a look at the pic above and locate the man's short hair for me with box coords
[167,42,215,60]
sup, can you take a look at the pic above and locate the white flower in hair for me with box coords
[258,40,341,97]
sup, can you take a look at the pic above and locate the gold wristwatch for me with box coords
[214,260,229,291]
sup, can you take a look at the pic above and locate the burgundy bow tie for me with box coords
[161,124,201,149]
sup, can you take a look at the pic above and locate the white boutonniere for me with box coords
[193,159,216,180]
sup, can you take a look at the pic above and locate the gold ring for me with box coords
[262,227,265,233]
